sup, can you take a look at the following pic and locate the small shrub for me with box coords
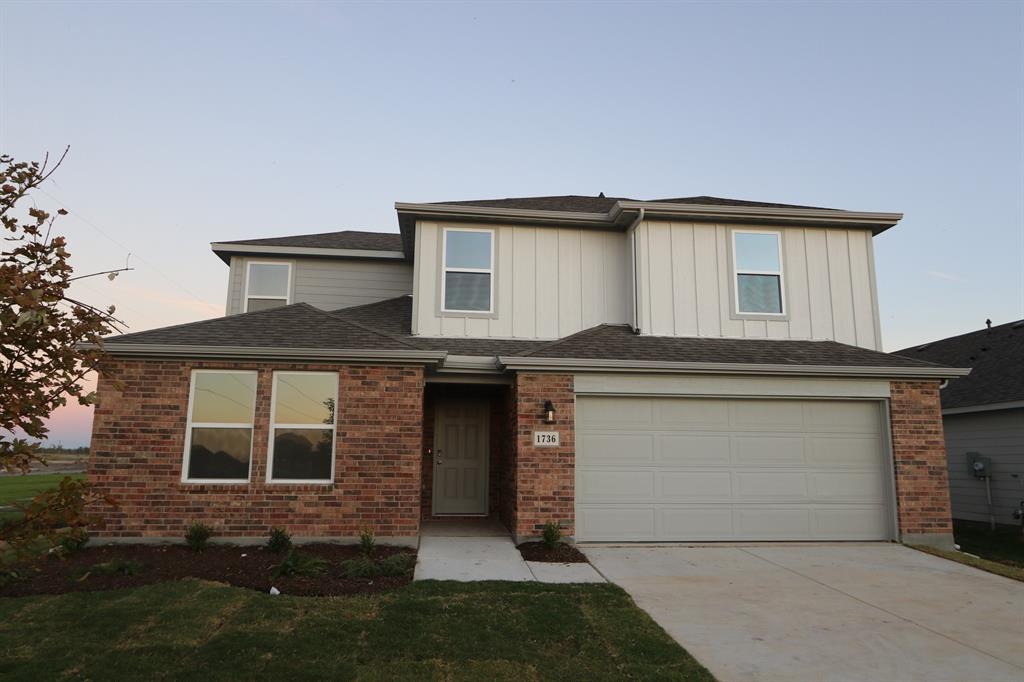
[542,521,562,550]
[75,558,144,580]
[338,553,415,579]
[359,527,375,557]
[185,522,213,551]
[58,527,90,555]
[267,527,292,554]
[272,551,327,579]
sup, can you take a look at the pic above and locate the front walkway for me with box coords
[587,543,1024,682]
[414,518,604,583]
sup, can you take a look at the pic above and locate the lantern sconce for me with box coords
[543,400,556,424]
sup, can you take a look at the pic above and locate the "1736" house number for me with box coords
[533,431,560,447]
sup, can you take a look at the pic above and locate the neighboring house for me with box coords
[86,195,969,549]
[895,321,1024,527]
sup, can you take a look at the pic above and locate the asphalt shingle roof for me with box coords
[215,230,403,252]
[894,320,1024,409]
[429,195,831,213]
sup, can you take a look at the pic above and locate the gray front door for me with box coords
[433,400,489,515]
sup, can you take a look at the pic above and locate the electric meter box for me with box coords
[966,452,992,479]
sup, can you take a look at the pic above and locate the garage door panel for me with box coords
[734,471,809,500]
[658,471,732,499]
[734,436,806,466]
[578,434,653,464]
[578,470,653,500]
[659,507,735,538]
[576,396,890,542]
[577,507,655,540]
[658,435,730,465]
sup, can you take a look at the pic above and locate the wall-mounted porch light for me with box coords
[543,400,556,424]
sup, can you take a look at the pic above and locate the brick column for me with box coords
[512,373,575,542]
[889,380,954,549]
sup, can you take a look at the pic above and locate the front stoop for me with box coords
[413,533,605,583]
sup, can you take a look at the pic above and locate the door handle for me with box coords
[435,449,443,465]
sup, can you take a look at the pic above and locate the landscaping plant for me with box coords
[1,477,113,560]
[271,551,328,579]
[338,553,415,579]
[267,527,292,554]
[359,527,375,557]
[185,522,213,551]
[75,558,143,580]
[542,521,562,550]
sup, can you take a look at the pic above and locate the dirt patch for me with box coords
[517,542,588,563]
[0,544,415,597]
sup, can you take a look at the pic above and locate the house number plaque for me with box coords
[533,431,560,447]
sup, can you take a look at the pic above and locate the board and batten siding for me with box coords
[412,221,630,338]
[634,221,883,350]
[944,408,1024,526]
[225,255,413,315]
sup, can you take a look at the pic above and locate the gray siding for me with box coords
[944,408,1024,526]
[225,256,413,315]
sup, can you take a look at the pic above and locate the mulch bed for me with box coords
[0,544,414,598]
[517,542,588,563]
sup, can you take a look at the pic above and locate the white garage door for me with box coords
[576,396,892,542]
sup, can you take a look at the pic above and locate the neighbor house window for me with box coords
[267,372,338,483]
[733,231,785,315]
[441,228,493,312]
[245,261,291,312]
[183,370,257,483]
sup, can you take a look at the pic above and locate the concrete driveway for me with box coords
[587,544,1024,682]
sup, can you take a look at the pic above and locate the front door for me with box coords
[432,400,489,515]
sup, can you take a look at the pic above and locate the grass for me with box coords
[0,473,85,507]
[911,545,1024,583]
[911,522,1024,583]
[0,580,714,681]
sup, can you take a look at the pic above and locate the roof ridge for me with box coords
[328,294,410,316]
[895,318,1024,354]
[315,305,423,350]
[516,323,627,357]
[105,303,311,343]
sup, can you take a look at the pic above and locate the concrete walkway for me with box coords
[588,543,1024,682]
[413,518,604,583]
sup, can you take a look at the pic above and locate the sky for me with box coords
[1,1,1021,447]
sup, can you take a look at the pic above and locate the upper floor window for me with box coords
[183,370,257,483]
[268,371,338,483]
[245,261,291,312]
[442,228,493,313]
[733,231,785,315]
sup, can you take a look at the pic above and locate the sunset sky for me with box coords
[2,1,1021,447]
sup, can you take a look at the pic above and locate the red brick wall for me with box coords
[88,359,424,540]
[889,380,953,538]
[512,373,575,540]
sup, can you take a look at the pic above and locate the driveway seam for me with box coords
[738,547,1024,672]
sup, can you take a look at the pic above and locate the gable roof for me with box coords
[893,320,1024,410]
[210,230,404,264]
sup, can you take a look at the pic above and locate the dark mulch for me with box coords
[0,544,414,598]
[517,541,589,563]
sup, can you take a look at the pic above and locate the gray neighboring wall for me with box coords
[225,255,413,315]
[944,408,1024,526]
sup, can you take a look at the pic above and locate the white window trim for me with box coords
[181,369,257,484]
[732,229,786,316]
[266,371,338,485]
[440,227,494,314]
[244,260,292,312]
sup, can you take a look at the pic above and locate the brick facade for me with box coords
[511,373,575,541]
[888,380,953,544]
[89,359,424,540]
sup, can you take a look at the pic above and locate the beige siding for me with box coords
[944,408,1024,526]
[634,221,882,349]
[412,221,630,338]
[226,255,413,315]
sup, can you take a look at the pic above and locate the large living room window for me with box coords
[183,370,257,483]
[268,372,338,483]
[733,230,785,315]
[245,261,291,312]
[442,228,493,313]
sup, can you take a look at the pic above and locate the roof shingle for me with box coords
[428,194,832,213]
[214,230,403,252]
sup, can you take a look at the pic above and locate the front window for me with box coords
[733,231,785,315]
[245,261,291,312]
[442,228,493,312]
[268,372,338,483]
[183,370,257,482]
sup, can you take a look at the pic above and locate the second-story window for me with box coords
[733,231,785,315]
[245,261,291,312]
[442,228,493,313]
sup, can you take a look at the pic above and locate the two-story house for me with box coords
[87,195,968,549]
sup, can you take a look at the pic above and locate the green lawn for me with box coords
[0,580,714,681]
[0,473,85,507]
